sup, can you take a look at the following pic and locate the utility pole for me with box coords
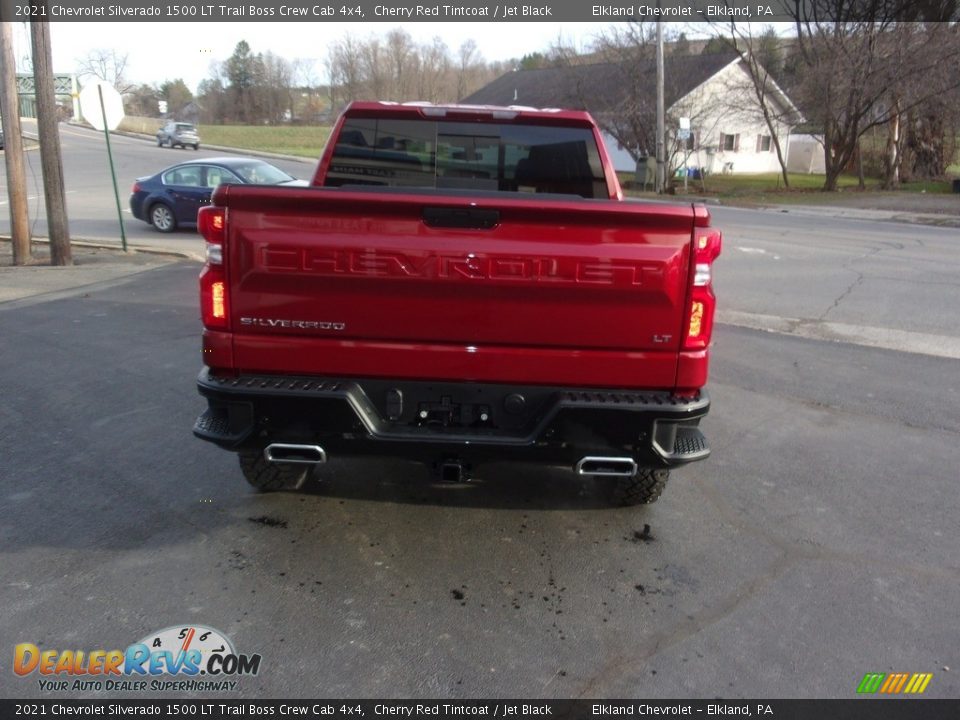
[655,20,665,194]
[0,22,31,264]
[30,12,72,266]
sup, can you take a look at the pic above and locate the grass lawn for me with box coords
[118,116,332,158]
[199,125,332,158]
[622,171,957,204]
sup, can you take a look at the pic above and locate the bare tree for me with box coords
[323,32,510,110]
[789,2,960,190]
[587,21,660,160]
[327,35,364,106]
[904,84,960,180]
[197,63,228,124]
[719,24,801,187]
[568,21,727,185]
[896,24,960,182]
[360,37,387,100]
[292,57,325,123]
[257,52,294,124]
[386,29,416,101]
[456,39,480,101]
[418,37,452,103]
[76,48,133,94]
[125,83,160,117]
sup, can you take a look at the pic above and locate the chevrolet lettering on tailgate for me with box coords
[258,247,668,288]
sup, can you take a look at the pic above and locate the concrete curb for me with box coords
[674,195,960,228]
[625,194,960,228]
[754,203,960,228]
[1,236,203,263]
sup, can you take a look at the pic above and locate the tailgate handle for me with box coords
[423,206,499,230]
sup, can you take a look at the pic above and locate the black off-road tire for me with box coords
[612,468,670,506]
[239,452,311,492]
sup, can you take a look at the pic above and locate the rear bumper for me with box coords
[194,368,710,468]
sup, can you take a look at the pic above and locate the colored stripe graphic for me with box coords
[884,673,910,693]
[857,673,886,693]
[904,673,933,694]
[857,672,933,694]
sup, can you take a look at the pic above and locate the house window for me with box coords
[721,133,739,152]
[757,135,772,152]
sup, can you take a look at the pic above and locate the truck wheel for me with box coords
[612,468,670,506]
[157,137,163,147]
[238,452,311,492]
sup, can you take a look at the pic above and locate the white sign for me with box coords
[79,80,124,132]
[679,117,691,131]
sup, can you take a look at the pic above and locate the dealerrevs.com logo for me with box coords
[13,625,262,692]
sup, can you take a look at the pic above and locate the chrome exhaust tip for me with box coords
[575,456,638,477]
[263,444,327,465]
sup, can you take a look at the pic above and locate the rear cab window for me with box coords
[324,117,607,198]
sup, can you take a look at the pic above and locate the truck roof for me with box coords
[341,100,598,126]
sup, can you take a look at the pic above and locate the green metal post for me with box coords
[99,84,128,252]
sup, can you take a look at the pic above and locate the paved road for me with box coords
[0,120,315,256]
[710,205,960,356]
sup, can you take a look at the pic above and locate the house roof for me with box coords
[461,50,741,113]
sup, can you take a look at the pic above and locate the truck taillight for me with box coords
[200,266,228,329]
[198,206,228,330]
[683,229,722,351]
[198,205,225,255]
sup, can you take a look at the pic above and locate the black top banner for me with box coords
[2,700,960,720]
[2,0,958,22]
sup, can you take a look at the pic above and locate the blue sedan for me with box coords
[129,157,303,233]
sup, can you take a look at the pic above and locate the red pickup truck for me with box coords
[193,101,721,505]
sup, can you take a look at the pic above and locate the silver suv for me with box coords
[157,121,200,150]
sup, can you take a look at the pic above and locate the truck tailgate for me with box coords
[218,186,696,388]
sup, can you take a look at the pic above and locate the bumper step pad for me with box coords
[659,426,710,463]
[193,407,249,445]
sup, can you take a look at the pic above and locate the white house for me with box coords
[462,50,803,179]
[668,55,802,177]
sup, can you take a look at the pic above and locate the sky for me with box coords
[10,22,609,94]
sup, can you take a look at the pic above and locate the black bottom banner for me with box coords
[2,700,960,720]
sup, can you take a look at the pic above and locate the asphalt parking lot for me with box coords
[1,252,957,699]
